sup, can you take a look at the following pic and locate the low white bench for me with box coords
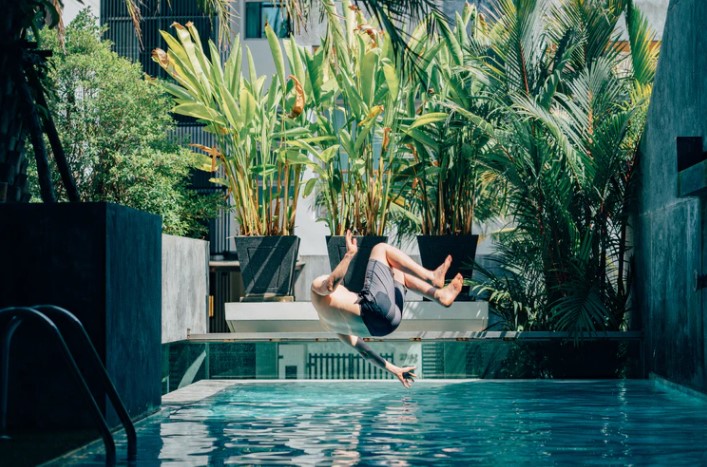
[223,301,488,341]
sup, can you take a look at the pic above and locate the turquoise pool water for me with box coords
[58,380,707,465]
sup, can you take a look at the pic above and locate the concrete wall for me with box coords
[636,0,707,394]
[162,235,209,343]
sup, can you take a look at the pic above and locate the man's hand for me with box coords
[391,365,417,388]
[345,229,358,257]
[339,335,417,388]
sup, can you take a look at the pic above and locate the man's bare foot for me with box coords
[434,273,463,307]
[432,255,453,288]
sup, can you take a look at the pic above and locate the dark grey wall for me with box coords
[636,0,707,393]
[0,203,162,428]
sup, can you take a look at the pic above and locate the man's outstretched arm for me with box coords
[337,334,417,388]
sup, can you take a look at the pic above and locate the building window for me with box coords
[245,2,291,39]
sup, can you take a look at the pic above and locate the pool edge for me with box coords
[650,373,707,401]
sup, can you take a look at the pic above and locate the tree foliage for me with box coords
[35,10,221,237]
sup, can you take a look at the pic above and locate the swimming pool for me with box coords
[55,379,707,465]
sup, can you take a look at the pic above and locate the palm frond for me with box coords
[487,0,550,97]
[196,0,235,45]
[624,0,658,88]
[295,0,443,78]
[123,0,143,47]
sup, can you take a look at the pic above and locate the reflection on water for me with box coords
[59,380,707,465]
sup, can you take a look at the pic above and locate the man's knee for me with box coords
[392,268,405,284]
[370,243,389,260]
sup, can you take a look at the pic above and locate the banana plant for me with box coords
[153,22,311,236]
[398,3,503,237]
[304,0,422,236]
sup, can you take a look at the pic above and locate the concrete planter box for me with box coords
[0,202,162,429]
[162,235,209,344]
[326,235,387,293]
[417,234,479,301]
[234,236,300,300]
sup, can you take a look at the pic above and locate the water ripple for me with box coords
[57,380,707,466]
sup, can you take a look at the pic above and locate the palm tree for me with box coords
[460,0,657,334]
[0,0,439,204]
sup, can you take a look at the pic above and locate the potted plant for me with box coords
[300,0,418,292]
[400,4,502,299]
[153,23,312,300]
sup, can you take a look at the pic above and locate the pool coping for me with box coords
[162,379,241,404]
[186,330,643,342]
[649,373,707,401]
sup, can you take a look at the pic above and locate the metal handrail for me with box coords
[0,306,124,464]
[34,305,137,460]
[0,316,21,440]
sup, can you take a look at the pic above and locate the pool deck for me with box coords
[162,380,241,404]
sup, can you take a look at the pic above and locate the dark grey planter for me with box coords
[326,235,388,293]
[234,236,300,299]
[417,234,479,301]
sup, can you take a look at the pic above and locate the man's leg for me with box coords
[401,271,463,307]
[392,265,463,307]
[369,243,451,288]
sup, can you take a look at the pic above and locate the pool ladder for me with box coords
[0,305,137,464]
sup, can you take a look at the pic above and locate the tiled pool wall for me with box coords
[162,339,642,394]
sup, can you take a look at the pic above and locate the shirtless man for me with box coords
[311,230,464,387]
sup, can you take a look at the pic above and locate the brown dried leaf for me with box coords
[288,75,305,118]
[152,48,170,68]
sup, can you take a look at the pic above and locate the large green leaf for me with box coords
[360,46,380,107]
[408,112,448,129]
[403,127,439,149]
[173,23,211,98]
[173,103,222,124]
[437,16,463,67]
[223,36,242,94]
[382,63,399,99]
[265,23,287,91]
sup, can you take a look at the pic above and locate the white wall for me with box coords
[633,0,669,38]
